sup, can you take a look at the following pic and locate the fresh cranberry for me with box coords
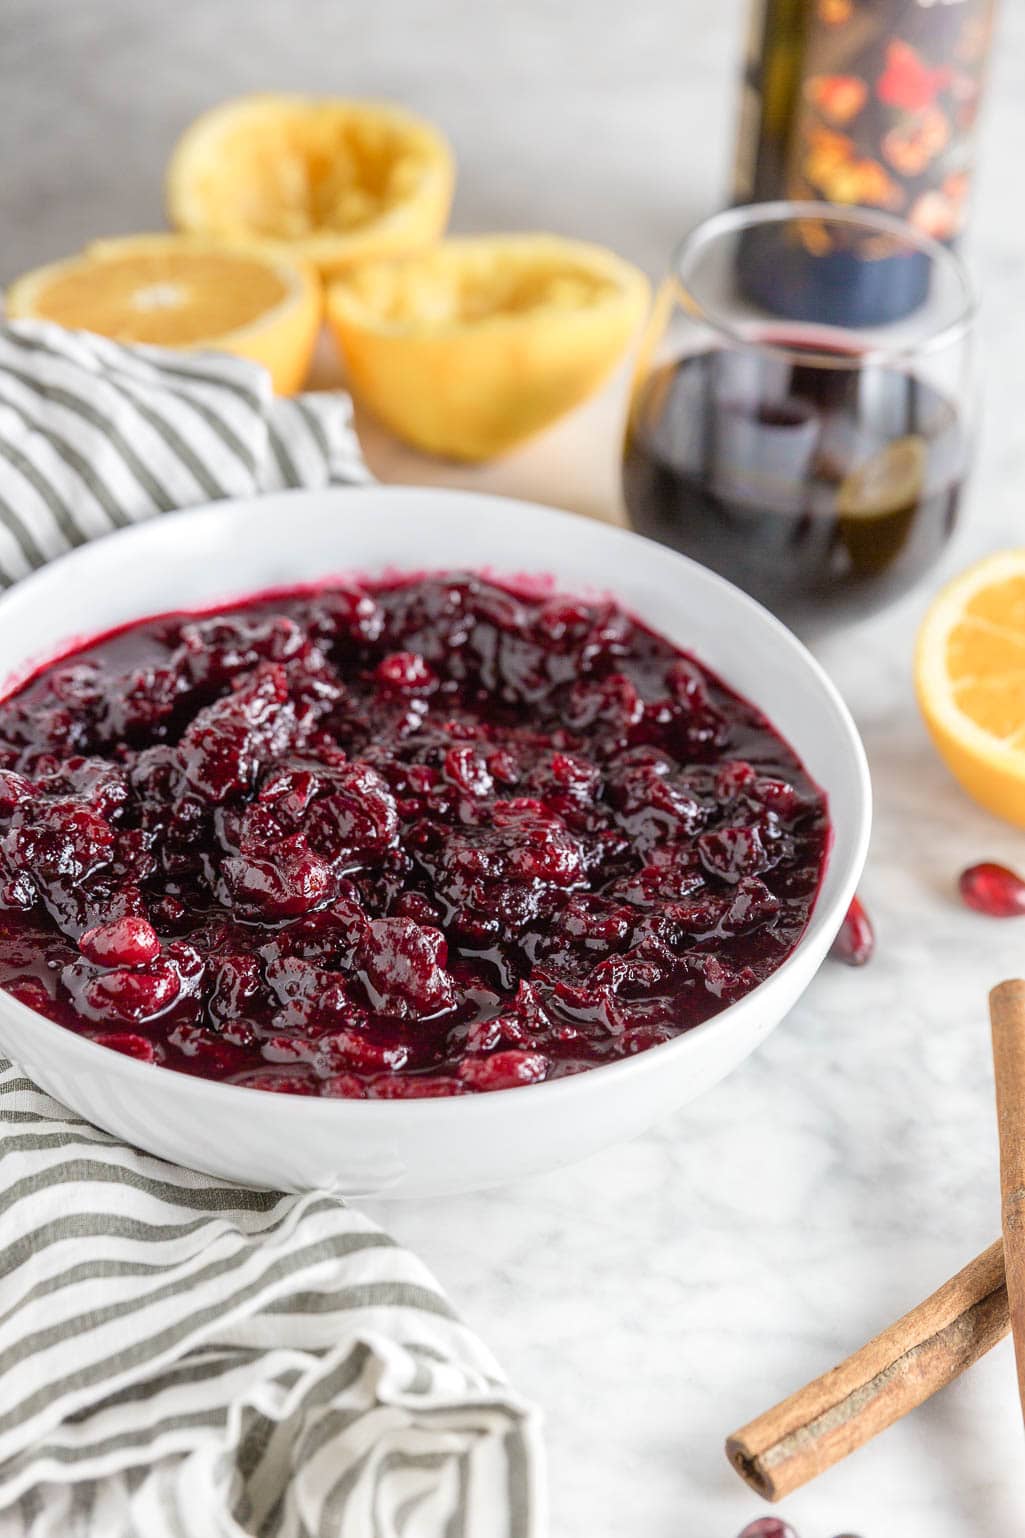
[958,861,1025,918]
[830,896,875,966]
[736,1521,799,1538]
[79,917,161,968]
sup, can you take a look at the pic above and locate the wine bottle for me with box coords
[732,0,996,325]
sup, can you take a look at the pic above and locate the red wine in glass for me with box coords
[622,339,966,633]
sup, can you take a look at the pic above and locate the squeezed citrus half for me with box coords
[167,94,454,276]
[5,235,321,394]
[916,549,1025,827]
[326,233,650,460]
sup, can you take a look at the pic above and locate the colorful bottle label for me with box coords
[735,0,996,242]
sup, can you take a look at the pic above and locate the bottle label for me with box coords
[736,0,996,241]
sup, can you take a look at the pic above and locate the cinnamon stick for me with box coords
[726,1240,1009,1501]
[989,978,1025,1423]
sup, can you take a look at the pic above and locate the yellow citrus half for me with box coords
[326,234,650,461]
[916,549,1025,827]
[167,94,454,277]
[5,235,322,394]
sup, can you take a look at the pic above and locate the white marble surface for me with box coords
[5,2,1025,1534]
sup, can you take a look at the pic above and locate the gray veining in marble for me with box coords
[3,1,1025,1533]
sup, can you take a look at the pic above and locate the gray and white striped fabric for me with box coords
[0,1062,541,1538]
[0,326,543,1536]
[0,320,370,585]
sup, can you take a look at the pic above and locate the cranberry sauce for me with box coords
[0,574,829,1096]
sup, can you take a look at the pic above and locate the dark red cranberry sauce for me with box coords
[0,573,829,1096]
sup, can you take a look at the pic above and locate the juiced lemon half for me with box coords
[5,234,322,394]
[167,94,454,276]
[326,234,650,460]
[916,549,1025,827]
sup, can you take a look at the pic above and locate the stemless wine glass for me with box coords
[622,201,976,636]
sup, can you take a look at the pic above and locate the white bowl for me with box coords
[0,488,870,1197]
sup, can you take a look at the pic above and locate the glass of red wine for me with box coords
[622,201,975,635]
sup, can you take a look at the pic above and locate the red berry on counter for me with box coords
[958,861,1025,918]
[829,895,874,966]
[737,1519,799,1538]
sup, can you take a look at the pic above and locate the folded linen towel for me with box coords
[0,323,543,1537]
[0,321,369,583]
[0,1063,540,1538]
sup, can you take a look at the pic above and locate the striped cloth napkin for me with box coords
[0,321,370,581]
[0,322,543,1538]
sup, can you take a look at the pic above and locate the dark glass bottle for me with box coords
[732,0,996,325]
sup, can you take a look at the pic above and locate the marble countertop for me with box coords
[6,1,1025,1532]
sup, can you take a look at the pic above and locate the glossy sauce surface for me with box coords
[0,574,829,1096]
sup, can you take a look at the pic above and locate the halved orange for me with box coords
[5,235,321,394]
[326,234,650,461]
[167,94,454,277]
[916,550,1025,827]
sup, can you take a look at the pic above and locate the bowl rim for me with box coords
[0,485,872,1118]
